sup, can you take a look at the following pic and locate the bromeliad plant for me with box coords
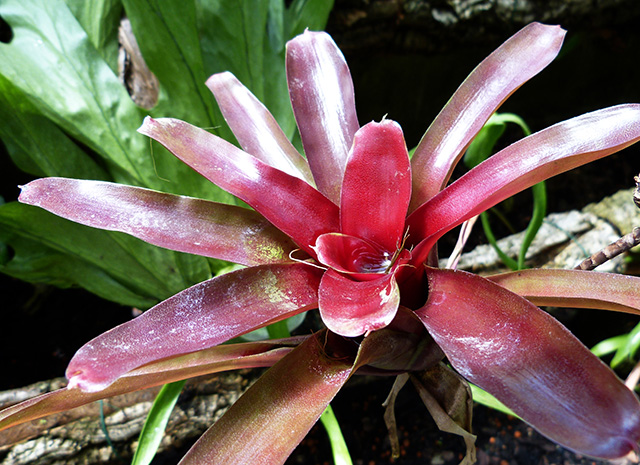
[3,22,640,464]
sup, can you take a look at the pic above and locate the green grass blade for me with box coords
[131,380,186,465]
[320,404,353,465]
[480,212,519,271]
[517,181,547,270]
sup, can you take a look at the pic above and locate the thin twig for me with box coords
[574,227,640,271]
[574,174,640,271]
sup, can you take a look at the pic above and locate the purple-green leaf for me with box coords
[0,338,304,438]
[66,263,322,392]
[340,120,411,253]
[488,268,640,314]
[408,104,640,265]
[206,72,314,184]
[409,22,565,211]
[416,268,640,459]
[139,117,339,256]
[286,30,359,204]
[178,332,354,465]
[18,178,297,266]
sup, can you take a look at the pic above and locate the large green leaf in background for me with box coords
[0,0,334,308]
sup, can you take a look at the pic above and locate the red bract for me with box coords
[7,22,640,464]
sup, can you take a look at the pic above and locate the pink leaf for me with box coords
[488,268,640,314]
[286,30,359,204]
[139,117,339,256]
[66,263,322,392]
[408,104,640,265]
[18,178,297,266]
[206,72,314,184]
[416,268,640,459]
[318,269,400,337]
[340,120,411,253]
[410,22,565,211]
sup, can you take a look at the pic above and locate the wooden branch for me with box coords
[0,371,259,465]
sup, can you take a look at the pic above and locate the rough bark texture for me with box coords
[0,372,258,465]
[328,0,640,54]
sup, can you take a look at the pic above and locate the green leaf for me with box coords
[463,121,506,168]
[0,73,108,180]
[131,380,186,465]
[320,404,353,465]
[469,384,518,418]
[0,202,215,307]
[0,0,151,186]
[611,322,640,368]
[63,0,123,72]
[285,0,335,37]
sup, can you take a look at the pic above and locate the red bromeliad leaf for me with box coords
[408,104,640,265]
[340,120,411,253]
[206,72,314,184]
[409,22,565,211]
[0,338,304,436]
[178,332,354,465]
[138,117,339,256]
[318,269,400,337]
[178,328,401,465]
[66,263,323,392]
[416,268,640,459]
[488,269,640,314]
[18,178,297,266]
[286,30,359,204]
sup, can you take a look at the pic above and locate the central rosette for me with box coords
[314,232,410,279]
[313,119,413,338]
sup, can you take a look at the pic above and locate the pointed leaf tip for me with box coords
[287,29,359,204]
[66,263,322,392]
[340,120,411,253]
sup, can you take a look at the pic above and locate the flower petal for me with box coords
[206,71,314,184]
[416,268,640,459]
[488,268,640,314]
[286,30,359,204]
[66,263,322,392]
[408,104,640,265]
[139,117,339,256]
[18,178,297,266]
[340,120,411,252]
[409,22,565,211]
[178,332,354,465]
[318,269,400,337]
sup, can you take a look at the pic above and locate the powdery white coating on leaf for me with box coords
[66,263,322,392]
[417,268,640,459]
[18,178,296,266]
[286,30,359,204]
